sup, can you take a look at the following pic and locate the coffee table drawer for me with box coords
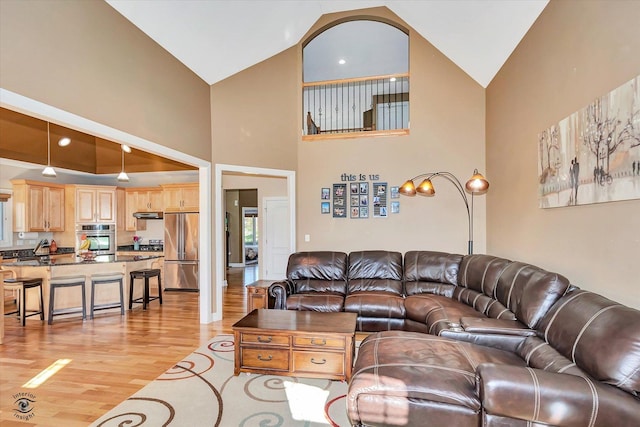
[241,333,289,346]
[293,335,345,349]
[293,351,344,376]
[240,348,289,371]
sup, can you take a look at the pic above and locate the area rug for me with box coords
[89,334,351,426]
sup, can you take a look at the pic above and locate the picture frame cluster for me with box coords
[321,182,400,218]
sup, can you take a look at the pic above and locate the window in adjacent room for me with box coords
[302,19,409,138]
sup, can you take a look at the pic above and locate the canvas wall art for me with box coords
[538,75,640,208]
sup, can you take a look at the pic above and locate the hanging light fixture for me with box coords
[117,145,130,182]
[41,122,56,178]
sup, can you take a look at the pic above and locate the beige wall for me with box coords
[0,0,211,160]
[212,7,486,256]
[487,0,640,309]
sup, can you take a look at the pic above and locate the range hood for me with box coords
[133,212,164,220]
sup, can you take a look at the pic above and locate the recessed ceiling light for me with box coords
[338,59,346,65]
[58,137,71,147]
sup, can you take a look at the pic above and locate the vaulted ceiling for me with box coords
[2,1,548,175]
[106,0,549,88]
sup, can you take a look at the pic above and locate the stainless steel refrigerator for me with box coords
[163,212,199,291]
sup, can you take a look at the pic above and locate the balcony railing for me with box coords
[303,73,409,139]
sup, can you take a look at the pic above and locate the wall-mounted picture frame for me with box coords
[391,201,400,213]
[350,183,359,194]
[359,206,369,218]
[321,188,330,200]
[372,182,388,217]
[351,207,360,218]
[359,182,368,194]
[390,186,399,198]
[321,201,330,214]
[332,183,347,218]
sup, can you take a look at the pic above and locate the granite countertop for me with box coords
[2,254,163,267]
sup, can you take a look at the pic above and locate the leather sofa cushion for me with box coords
[284,292,344,312]
[347,251,403,295]
[458,254,511,296]
[494,261,570,329]
[404,294,485,335]
[458,256,570,330]
[344,291,406,318]
[537,289,640,395]
[517,336,590,378]
[287,251,348,295]
[348,331,526,425]
[404,251,463,294]
[353,316,405,332]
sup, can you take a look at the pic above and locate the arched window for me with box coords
[303,19,409,138]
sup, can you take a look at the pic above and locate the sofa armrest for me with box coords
[460,317,536,336]
[268,280,293,309]
[439,329,527,352]
[477,363,640,426]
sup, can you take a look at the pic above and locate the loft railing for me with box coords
[302,73,409,138]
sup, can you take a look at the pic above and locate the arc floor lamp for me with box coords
[398,169,490,254]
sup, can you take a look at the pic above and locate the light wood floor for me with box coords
[0,267,256,427]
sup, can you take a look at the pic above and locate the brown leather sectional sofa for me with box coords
[268,250,640,426]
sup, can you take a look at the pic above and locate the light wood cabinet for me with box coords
[11,180,65,232]
[162,183,199,212]
[116,188,126,231]
[75,186,116,223]
[124,190,145,231]
[134,188,163,212]
[124,187,162,231]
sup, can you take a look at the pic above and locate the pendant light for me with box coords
[41,122,56,177]
[117,144,130,182]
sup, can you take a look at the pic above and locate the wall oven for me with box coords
[76,224,116,255]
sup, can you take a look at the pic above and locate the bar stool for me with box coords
[129,269,162,310]
[90,273,125,319]
[48,276,87,325]
[3,277,45,326]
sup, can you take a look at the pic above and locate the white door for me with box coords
[263,197,290,280]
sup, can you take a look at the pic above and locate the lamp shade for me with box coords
[117,171,130,182]
[416,179,435,196]
[42,166,57,177]
[465,169,489,193]
[398,179,417,196]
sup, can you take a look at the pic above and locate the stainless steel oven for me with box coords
[76,224,116,255]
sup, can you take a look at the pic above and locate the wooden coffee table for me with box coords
[232,309,357,381]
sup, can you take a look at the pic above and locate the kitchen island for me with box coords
[1,254,164,330]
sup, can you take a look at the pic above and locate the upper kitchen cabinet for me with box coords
[74,185,116,223]
[128,188,163,212]
[11,179,65,232]
[162,183,199,212]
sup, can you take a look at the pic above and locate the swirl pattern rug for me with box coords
[90,334,350,426]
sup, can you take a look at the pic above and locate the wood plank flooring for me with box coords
[0,267,255,427]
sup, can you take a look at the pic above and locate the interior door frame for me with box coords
[214,164,296,317]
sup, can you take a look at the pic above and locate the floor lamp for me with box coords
[398,169,489,254]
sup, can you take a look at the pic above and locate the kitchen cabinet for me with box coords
[124,190,145,231]
[11,180,65,232]
[130,188,163,212]
[75,185,116,223]
[162,183,199,212]
[116,188,126,231]
[124,187,162,231]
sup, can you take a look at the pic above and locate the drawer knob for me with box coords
[257,354,273,361]
[311,358,327,365]
[257,336,272,343]
[311,338,326,346]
